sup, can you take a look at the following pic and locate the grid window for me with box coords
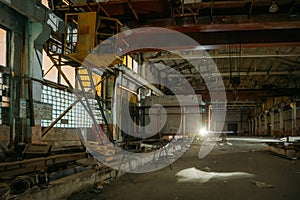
[0,28,7,67]
[41,85,103,128]
[0,27,9,125]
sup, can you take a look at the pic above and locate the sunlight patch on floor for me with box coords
[176,167,254,183]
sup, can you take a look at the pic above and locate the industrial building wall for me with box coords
[0,2,25,144]
[212,111,249,135]
[0,1,84,150]
[249,98,300,136]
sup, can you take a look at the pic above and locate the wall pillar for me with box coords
[279,108,284,136]
[25,21,46,143]
[270,110,275,136]
[291,102,297,136]
[252,118,255,135]
[0,2,25,146]
[248,120,251,135]
[254,117,258,135]
[258,115,262,135]
[264,113,268,135]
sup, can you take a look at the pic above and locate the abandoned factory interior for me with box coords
[0,0,300,199]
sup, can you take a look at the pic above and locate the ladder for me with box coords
[76,66,114,144]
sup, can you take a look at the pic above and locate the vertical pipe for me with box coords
[57,55,61,84]
[7,30,14,143]
[28,79,35,127]
[207,104,211,131]
[118,72,123,141]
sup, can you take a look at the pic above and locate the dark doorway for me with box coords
[228,123,238,135]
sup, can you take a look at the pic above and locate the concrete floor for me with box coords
[68,140,300,200]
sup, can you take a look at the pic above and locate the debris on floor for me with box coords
[251,180,274,188]
[268,141,300,160]
[203,166,211,172]
[176,167,254,183]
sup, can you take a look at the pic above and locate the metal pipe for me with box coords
[28,79,35,127]
[118,84,137,95]
[10,176,33,195]
[207,104,211,131]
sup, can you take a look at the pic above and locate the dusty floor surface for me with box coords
[68,139,300,200]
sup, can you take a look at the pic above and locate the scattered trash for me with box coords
[203,167,211,172]
[251,180,274,188]
[280,136,300,142]
[96,181,104,189]
[218,141,233,146]
[176,167,254,183]
[227,142,233,146]
[90,181,104,193]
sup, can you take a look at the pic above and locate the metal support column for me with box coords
[270,110,275,136]
[279,108,284,136]
[251,119,254,135]
[264,113,268,135]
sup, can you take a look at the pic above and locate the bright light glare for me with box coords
[199,128,208,136]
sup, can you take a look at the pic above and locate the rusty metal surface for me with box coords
[0,152,87,178]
